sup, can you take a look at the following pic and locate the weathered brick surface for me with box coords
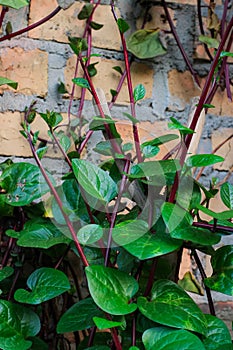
[64,56,154,103]
[212,128,233,170]
[0,47,48,96]
[136,6,175,32]
[29,0,121,50]
[167,70,201,111]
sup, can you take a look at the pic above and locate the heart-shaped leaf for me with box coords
[137,280,207,335]
[52,179,88,225]
[133,84,146,103]
[170,226,220,245]
[204,245,233,296]
[85,265,138,315]
[57,298,104,333]
[72,159,118,205]
[127,29,167,59]
[0,163,55,206]
[115,230,181,260]
[14,268,70,304]
[142,326,206,350]
[6,218,71,249]
[0,300,40,350]
[77,224,103,245]
[0,0,28,9]
[203,314,232,350]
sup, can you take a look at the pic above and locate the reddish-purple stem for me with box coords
[0,6,62,42]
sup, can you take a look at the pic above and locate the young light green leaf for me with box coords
[93,317,123,330]
[0,0,28,9]
[0,300,40,350]
[57,298,104,333]
[77,224,103,245]
[203,314,232,350]
[133,84,146,103]
[220,182,233,209]
[117,18,129,34]
[138,280,207,335]
[127,29,167,59]
[14,268,70,304]
[85,265,138,315]
[72,159,118,205]
[186,154,224,168]
[36,146,48,160]
[78,3,93,20]
[7,218,71,249]
[204,245,233,296]
[168,117,194,135]
[0,76,18,89]
[72,77,90,89]
[199,35,219,49]
[0,266,14,282]
[142,327,206,350]
[220,51,233,58]
[0,163,55,206]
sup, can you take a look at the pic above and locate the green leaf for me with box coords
[220,182,233,209]
[78,3,93,20]
[141,134,179,148]
[72,159,118,205]
[68,36,88,55]
[133,84,146,103]
[130,159,181,179]
[204,245,233,296]
[87,62,99,77]
[57,298,104,333]
[14,268,70,304]
[138,280,207,335]
[90,21,103,30]
[0,162,55,206]
[40,111,63,128]
[28,337,48,350]
[186,154,224,168]
[0,300,40,350]
[220,51,233,58]
[36,146,48,160]
[142,145,160,158]
[85,265,138,315]
[178,271,204,295]
[93,317,123,330]
[7,218,71,249]
[196,203,233,220]
[203,103,215,108]
[110,89,117,97]
[0,0,28,9]
[142,326,206,350]
[127,29,167,59]
[93,140,112,156]
[0,76,18,89]
[57,81,68,94]
[52,179,88,225]
[72,77,90,89]
[123,112,139,124]
[171,226,220,246]
[77,224,103,245]
[199,35,219,49]
[161,202,193,234]
[56,132,71,153]
[112,220,149,245]
[168,117,194,135]
[112,66,123,75]
[121,230,182,260]
[203,314,232,350]
[117,18,129,34]
[0,266,14,282]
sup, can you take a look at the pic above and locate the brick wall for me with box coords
[0,0,232,330]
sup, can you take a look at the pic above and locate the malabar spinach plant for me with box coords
[0,0,233,349]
